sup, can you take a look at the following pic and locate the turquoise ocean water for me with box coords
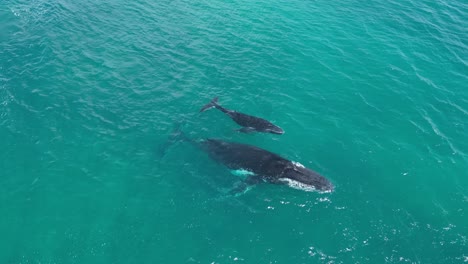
[1,0,467,263]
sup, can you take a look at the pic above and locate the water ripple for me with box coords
[1,0,467,262]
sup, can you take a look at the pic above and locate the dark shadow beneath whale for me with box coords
[200,97,284,135]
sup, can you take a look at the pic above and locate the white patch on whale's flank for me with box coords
[279,178,317,192]
[292,161,305,168]
[230,169,255,177]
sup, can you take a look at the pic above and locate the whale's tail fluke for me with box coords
[200,97,219,112]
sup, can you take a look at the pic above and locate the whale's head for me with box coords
[280,162,334,192]
[264,124,284,135]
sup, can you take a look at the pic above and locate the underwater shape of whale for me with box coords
[200,97,284,135]
[198,139,333,193]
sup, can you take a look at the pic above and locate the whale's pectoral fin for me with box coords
[228,175,262,196]
[237,127,257,133]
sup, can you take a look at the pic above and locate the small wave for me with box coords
[307,246,336,262]
[421,110,459,154]
[448,101,468,116]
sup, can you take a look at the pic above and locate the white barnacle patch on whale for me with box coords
[292,161,305,168]
[230,169,255,177]
[279,178,317,192]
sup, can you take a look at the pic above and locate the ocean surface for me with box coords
[1,0,467,263]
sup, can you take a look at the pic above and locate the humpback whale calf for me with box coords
[200,97,284,134]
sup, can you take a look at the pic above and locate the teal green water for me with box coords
[1,0,467,263]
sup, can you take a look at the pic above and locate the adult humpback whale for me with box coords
[200,97,284,134]
[162,126,333,193]
[200,139,333,193]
